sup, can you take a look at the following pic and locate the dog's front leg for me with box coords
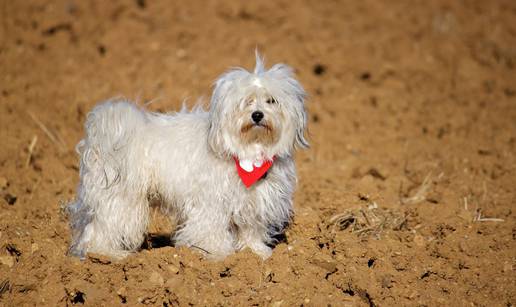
[173,206,237,259]
[237,224,272,259]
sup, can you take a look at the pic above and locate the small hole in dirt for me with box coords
[141,233,173,249]
[119,295,127,304]
[71,291,85,304]
[219,267,231,278]
[97,45,106,56]
[369,96,378,107]
[360,72,371,81]
[343,288,355,296]
[4,193,17,205]
[313,64,326,76]
[367,258,375,268]
[136,0,146,9]
[318,243,325,249]
[420,271,431,279]
[358,193,370,201]
[504,88,515,97]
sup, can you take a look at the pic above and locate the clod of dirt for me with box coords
[87,253,112,265]
[380,274,393,288]
[311,257,337,273]
[0,256,14,268]
[149,271,165,286]
[0,177,8,190]
[41,23,72,36]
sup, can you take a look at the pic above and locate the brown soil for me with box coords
[1,0,515,306]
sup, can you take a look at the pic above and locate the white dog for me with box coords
[67,53,308,260]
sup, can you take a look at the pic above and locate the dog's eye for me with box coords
[266,97,277,104]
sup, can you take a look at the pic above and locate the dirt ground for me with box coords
[1,0,515,306]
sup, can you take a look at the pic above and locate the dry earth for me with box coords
[1,0,515,306]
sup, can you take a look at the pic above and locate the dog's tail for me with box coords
[77,100,146,188]
[68,100,148,257]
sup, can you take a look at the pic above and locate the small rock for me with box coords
[503,261,512,272]
[271,300,284,307]
[117,286,126,296]
[0,256,14,268]
[164,277,182,291]
[0,177,8,190]
[167,264,179,274]
[31,243,39,253]
[311,257,337,272]
[413,234,425,247]
[149,271,164,286]
[87,253,111,264]
[381,274,393,288]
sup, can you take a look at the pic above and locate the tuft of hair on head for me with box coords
[254,49,265,75]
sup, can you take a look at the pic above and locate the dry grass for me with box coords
[326,203,407,239]
[27,112,66,150]
[25,135,38,168]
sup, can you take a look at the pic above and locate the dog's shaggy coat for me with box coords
[68,54,308,259]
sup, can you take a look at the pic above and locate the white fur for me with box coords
[68,53,308,260]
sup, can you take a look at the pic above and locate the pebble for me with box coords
[149,271,164,286]
[0,177,8,190]
[0,255,14,268]
[31,243,39,253]
[271,300,283,307]
[167,264,179,274]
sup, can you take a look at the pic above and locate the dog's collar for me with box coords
[234,156,275,188]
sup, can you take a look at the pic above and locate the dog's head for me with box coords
[208,52,308,161]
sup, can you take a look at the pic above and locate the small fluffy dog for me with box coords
[68,53,308,260]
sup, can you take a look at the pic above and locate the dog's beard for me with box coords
[240,121,277,145]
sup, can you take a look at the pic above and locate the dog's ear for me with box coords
[207,74,233,156]
[266,63,309,150]
[294,93,310,150]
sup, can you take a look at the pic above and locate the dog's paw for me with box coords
[249,242,273,259]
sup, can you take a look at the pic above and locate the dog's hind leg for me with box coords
[68,179,150,259]
[68,101,151,259]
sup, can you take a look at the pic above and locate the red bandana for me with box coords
[234,157,274,188]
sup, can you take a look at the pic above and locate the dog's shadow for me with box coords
[141,231,288,251]
[141,233,174,250]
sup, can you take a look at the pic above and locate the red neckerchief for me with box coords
[234,157,274,188]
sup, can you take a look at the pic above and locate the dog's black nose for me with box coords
[251,111,264,123]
